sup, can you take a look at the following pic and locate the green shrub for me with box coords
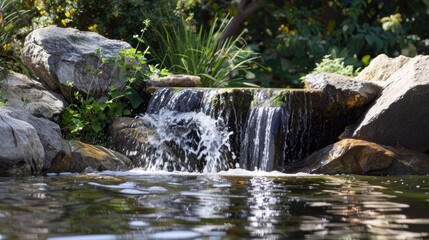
[23,0,177,47]
[309,55,360,77]
[0,0,29,74]
[60,30,168,145]
[148,15,259,87]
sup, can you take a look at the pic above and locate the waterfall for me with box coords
[121,87,351,173]
[137,110,234,173]
[239,106,284,171]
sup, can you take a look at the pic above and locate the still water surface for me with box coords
[0,169,429,239]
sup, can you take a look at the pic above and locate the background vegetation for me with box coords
[2,0,429,144]
[2,0,429,87]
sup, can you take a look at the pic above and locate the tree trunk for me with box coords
[218,0,264,43]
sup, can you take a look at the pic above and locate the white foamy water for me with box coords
[137,110,234,173]
[97,167,315,178]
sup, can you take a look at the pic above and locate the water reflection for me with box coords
[0,174,429,239]
[245,177,283,238]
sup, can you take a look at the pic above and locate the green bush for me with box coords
[309,55,360,77]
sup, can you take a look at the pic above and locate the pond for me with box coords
[0,169,429,239]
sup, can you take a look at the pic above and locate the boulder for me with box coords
[355,54,411,82]
[21,26,131,100]
[146,75,201,88]
[1,71,67,120]
[0,107,45,175]
[304,72,382,110]
[291,139,429,175]
[7,108,65,170]
[48,140,132,173]
[343,55,429,153]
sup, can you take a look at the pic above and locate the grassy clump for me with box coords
[148,16,259,87]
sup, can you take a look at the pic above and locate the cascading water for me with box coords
[240,106,284,171]
[137,110,234,173]
[118,87,356,173]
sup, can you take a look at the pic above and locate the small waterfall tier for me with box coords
[112,88,365,173]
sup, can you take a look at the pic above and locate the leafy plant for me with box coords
[309,55,360,77]
[148,15,259,87]
[60,26,168,145]
[0,0,29,74]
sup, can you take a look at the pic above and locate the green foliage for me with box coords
[148,15,259,87]
[181,0,429,87]
[60,29,168,145]
[0,0,29,73]
[0,0,21,47]
[309,55,360,77]
[23,0,177,48]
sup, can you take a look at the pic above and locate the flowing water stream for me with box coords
[0,171,429,239]
[2,88,426,239]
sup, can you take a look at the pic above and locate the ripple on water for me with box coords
[212,183,231,188]
[148,231,201,239]
[88,182,137,189]
[129,220,150,227]
[146,186,168,192]
[120,189,148,195]
[47,234,117,240]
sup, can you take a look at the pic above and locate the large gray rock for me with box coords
[304,72,382,110]
[21,26,131,100]
[7,108,65,170]
[48,140,132,173]
[291,139,429,175]
[0,107,45,175]
[1,71,66,120]
[343,55,429,153]
[355,54,411,82]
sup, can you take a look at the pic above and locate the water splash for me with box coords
[137,110,234,173]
